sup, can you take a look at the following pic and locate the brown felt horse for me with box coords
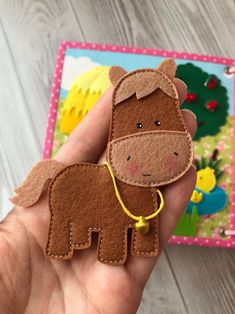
[11,59,193,265]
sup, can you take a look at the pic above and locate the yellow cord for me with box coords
[104,161,164,233]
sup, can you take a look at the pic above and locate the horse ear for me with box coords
[109,66,127,86]
[157,58,176,79]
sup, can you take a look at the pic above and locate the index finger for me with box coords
[54,88,113,164]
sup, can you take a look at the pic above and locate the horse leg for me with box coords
[70,223,92,250]
[131,217,159,257]
[45,216,72,259]
[97,227,128,265]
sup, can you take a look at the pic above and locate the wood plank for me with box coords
[0,22,42,217]
[166,246,235,314]
[138,252,187,314]
[70,0,235,56]
[0,0,85,213]
[68,0,134,45]
[0,0,84,151]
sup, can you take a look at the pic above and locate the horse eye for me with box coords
[136,122,143,129]
[127,155,131,161]
[154,120,161,126]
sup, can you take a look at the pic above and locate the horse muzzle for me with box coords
[107,130,193,187]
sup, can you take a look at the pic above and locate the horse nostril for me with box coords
[174,152,179,156]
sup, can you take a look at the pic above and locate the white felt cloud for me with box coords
[61,56,100,90]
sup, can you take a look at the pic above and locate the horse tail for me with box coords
[10,159,64,207]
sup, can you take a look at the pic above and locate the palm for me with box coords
[1,199,143,313]
[1,82,196,313]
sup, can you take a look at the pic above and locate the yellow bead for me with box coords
[135,217,150,234]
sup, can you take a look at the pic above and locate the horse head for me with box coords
[107,59,193,187]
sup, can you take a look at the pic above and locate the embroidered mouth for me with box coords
[142,174,151,177]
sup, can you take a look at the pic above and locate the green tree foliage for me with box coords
[176,63,229,141]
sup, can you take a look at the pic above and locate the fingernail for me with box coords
[182,109,197,120]
[174,78,187,90]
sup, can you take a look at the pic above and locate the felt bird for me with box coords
[187,167,227,215]
[196,167,216,193]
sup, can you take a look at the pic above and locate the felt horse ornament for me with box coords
[11,59,193,265]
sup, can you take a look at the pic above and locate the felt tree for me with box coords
[176,63,229,141]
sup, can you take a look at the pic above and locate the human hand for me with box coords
[0,80,196,314]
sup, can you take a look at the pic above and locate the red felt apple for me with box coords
[205,100,219,112]
[205,76,218,90]
[185,92,197,102]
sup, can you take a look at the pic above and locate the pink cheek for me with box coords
[126,162,141,176]
[164,156,178,172]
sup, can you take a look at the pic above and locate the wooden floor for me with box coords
[1,0,235,313]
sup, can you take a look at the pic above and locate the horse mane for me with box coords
[114,69,178,105]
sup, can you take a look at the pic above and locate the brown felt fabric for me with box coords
[157,58,176,79]
[10,160,64,207]
[109,90,185,141]
[46,164,159,264]
[11,58,194,265]
[108,131,193,187]
[109,66,127,86]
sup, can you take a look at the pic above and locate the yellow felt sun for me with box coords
[60,66,111,134]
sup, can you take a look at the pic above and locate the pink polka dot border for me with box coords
[43,41,235,248]
[43,41,67,159]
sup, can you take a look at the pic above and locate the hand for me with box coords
[0,80,197,314]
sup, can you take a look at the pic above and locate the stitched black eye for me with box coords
[154,120,161,126]
[127,155,131,161]
[174,152,179,156]
[136,122,142,129]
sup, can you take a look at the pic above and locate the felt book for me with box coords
[42,41,235,250]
